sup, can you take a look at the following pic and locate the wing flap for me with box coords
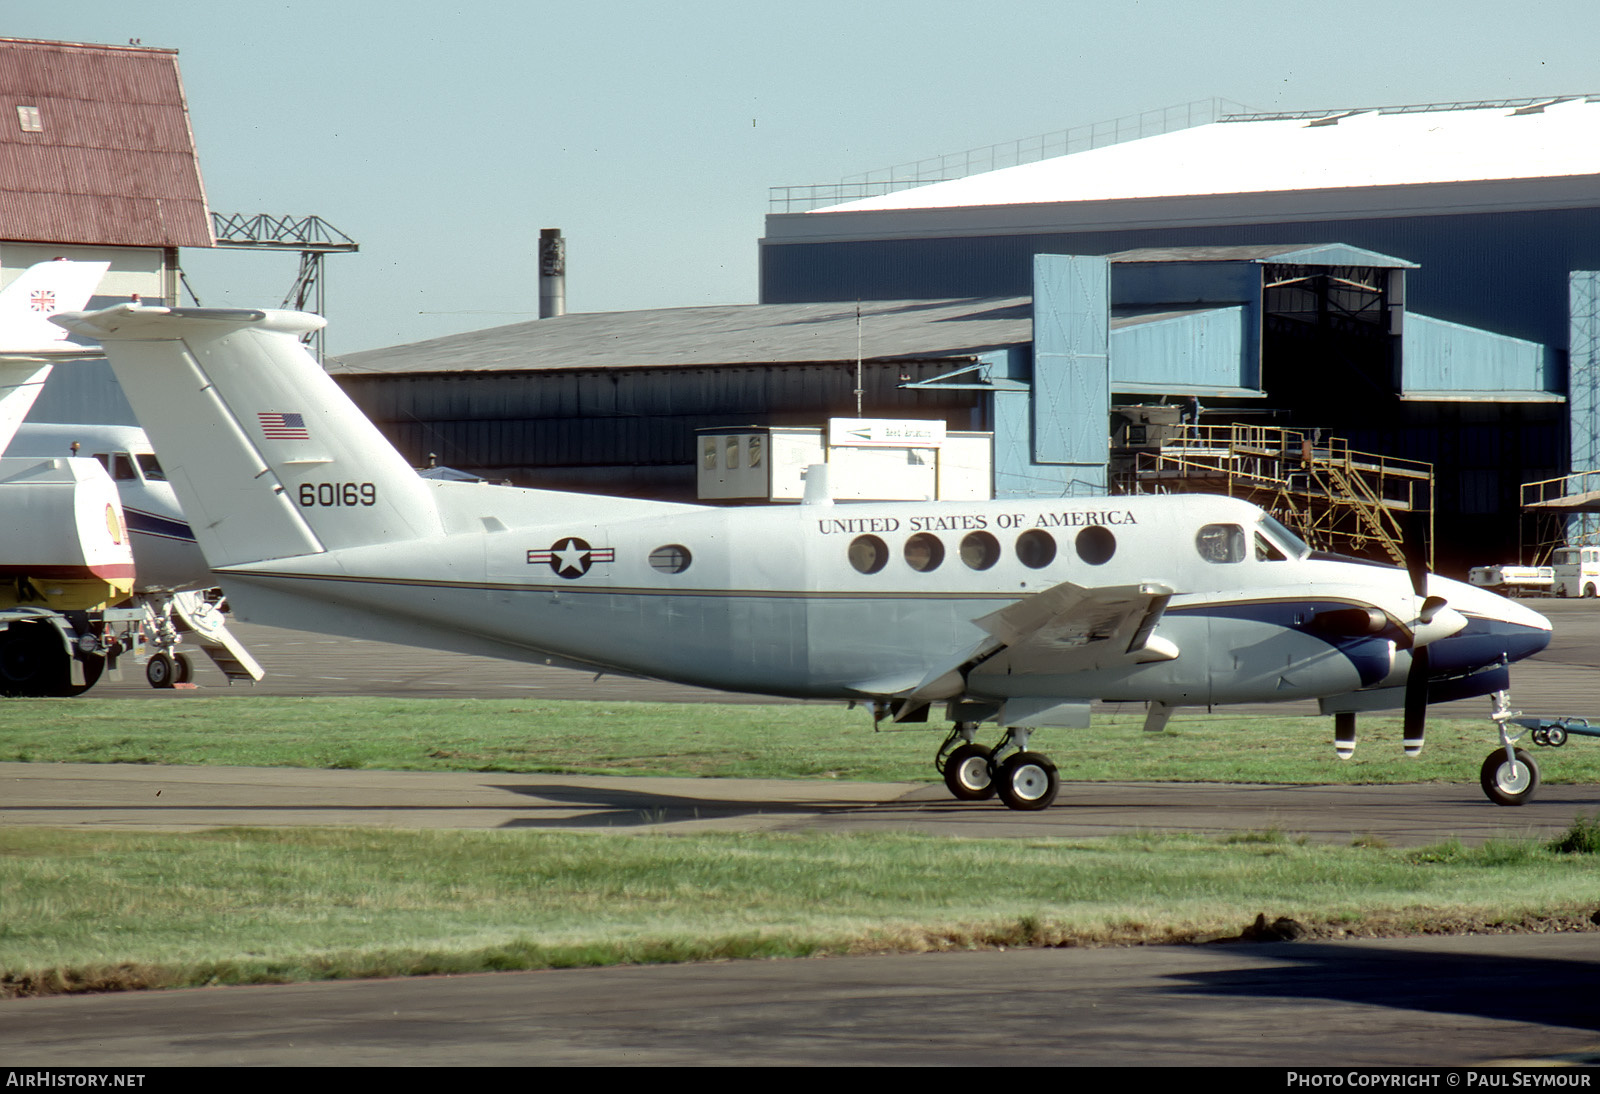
[890,579,1177,702]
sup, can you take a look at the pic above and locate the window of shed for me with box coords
[1197,523,1246,563]
[16,106,41,133]
[702,438,717,470]
[725,437,740,469]
[747,435,763,468]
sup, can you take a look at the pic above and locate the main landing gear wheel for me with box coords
[1480,747,1540,807]
[146,652,175,689]
[172,653,193,685]
[943,743,997,801]
[995,752,1059,812]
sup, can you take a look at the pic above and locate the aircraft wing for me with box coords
[893,579,1177,704]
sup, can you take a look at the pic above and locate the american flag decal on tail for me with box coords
[258,411,310,440]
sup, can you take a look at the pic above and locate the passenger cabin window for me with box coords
[849,535,889,574]
[648,544,692,574]
[904,532,944,572]
[1197,523,1246,563]
[1016,529,1056,569]
[1075,526,1116,565]
[960,531,1001,571]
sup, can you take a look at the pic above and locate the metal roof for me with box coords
[0,38,212,248]
[813,99,1600,214]
[329,298,1034,376]
[1106,243,1418,268]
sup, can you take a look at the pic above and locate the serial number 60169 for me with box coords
[299,482,377,507]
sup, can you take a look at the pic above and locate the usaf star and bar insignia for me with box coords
[527,537,615,579]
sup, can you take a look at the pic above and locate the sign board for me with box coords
[827,418,946,449]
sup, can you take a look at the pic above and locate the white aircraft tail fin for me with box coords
[53,305,444,568]
[0,259,110,452]
[0,259,110,355]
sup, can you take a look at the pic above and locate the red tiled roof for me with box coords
[0,38,212,248]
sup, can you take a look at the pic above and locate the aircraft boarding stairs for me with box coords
[1114,424,1434,567]
[164,591,264,683]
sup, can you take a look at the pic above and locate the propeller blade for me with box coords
[1334,712,1357,760]
[1403,511,1430,598]
[1403,645,1429,757]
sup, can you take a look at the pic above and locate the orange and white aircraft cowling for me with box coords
[0,455,135,612]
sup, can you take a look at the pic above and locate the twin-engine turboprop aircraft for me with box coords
[56,303,1554,809]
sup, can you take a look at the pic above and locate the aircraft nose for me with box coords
[1422,577,1551,674]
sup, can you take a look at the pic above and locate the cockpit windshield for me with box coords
[135,452,166,481]
[1256,513,1310,560]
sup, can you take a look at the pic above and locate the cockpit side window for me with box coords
[1196,523,1246,563]
[1256,513,1310,560]
[136,453,166,481]
[111,453,137,481]
[1254,533,1287,562]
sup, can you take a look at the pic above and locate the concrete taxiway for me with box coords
[5,761,1600,845]
[3,936,1599,1066]
[6,597,1600,1066]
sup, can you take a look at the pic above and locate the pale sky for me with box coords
[7,0,1597,353]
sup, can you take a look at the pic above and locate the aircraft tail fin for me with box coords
[52,305,444,569]
[0,260,110,452]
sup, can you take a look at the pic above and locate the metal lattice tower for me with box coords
[208,213,359,365]
[1570,272,1600,544]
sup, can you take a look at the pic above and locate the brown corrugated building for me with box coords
[0,36,211,304]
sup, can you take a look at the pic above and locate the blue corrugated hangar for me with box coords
[757,97,1600,570]
[334,97,1599,573]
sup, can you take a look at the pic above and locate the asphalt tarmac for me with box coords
[4,936,1599,1067]
[6,597,1600,1066]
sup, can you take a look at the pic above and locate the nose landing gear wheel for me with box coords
[995,752,1059,811]
[943,743,997,801]
[1480,747,1540,806]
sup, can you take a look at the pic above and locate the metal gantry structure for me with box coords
[1117,424,1435,568]
[208,213,359,365]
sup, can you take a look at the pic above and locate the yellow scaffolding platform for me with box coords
[1114,425,1434,567]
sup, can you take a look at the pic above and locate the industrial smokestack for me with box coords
[539,228,566,318]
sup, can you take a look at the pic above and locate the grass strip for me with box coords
[2,826,1596,997]
[4,697,1599,785]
